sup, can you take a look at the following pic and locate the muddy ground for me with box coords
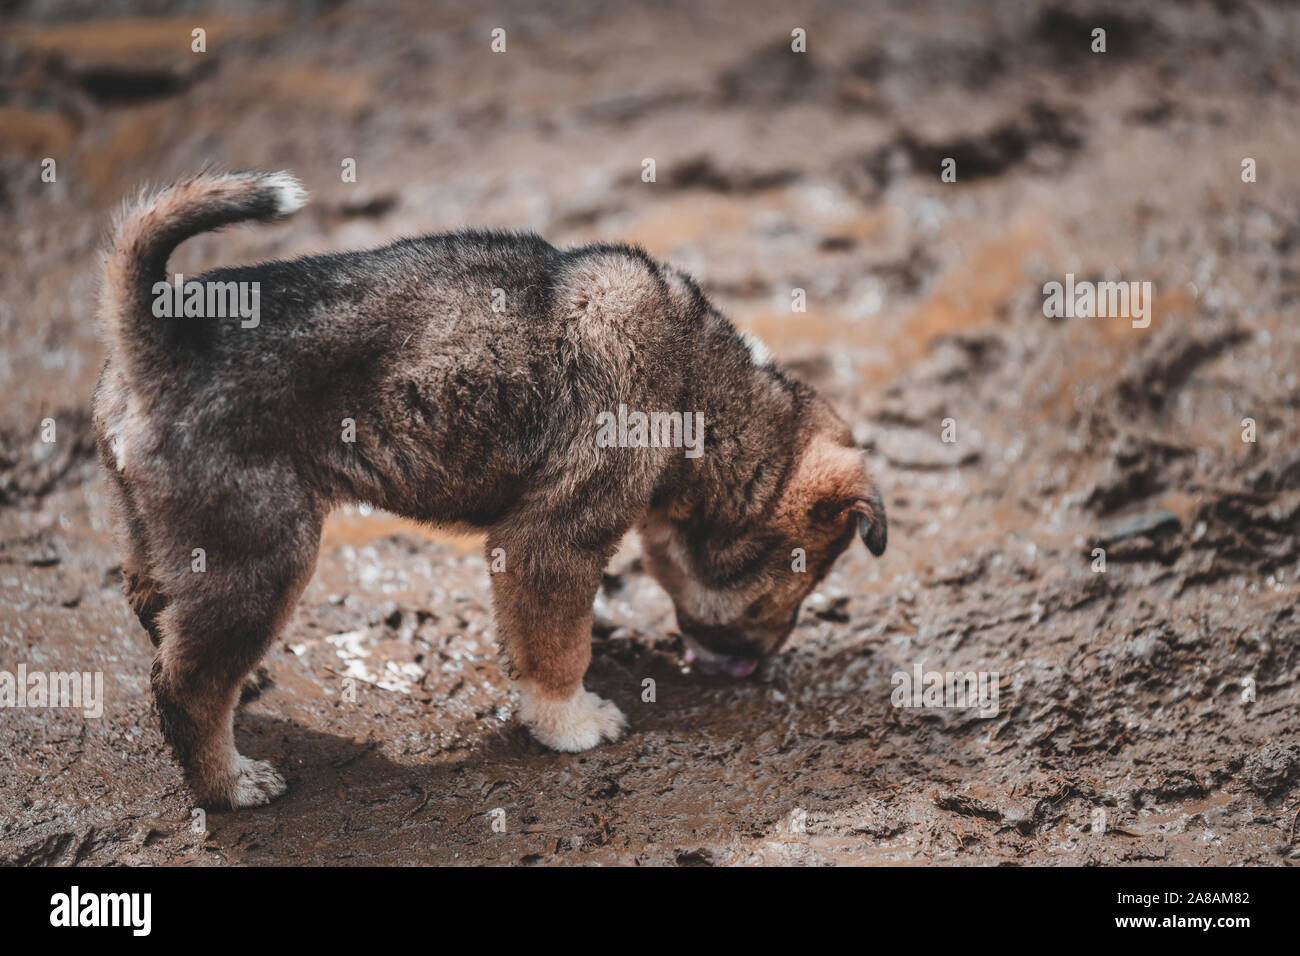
[1,0,1298,866]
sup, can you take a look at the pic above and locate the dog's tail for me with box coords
[98,169,307,388]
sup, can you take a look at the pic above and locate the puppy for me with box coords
[93,170,886,808]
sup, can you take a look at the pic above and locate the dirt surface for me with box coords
[2,0,1299,866]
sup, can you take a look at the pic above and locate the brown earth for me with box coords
[1,0,1298,866]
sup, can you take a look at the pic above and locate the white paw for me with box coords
[228,756,287,808]
[519,683,626,753]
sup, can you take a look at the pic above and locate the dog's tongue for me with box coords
[720,656,759,678]
[683,646,759,678]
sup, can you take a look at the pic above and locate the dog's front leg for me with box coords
[486,535,626,752]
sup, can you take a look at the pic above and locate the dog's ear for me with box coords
[849,490,887,556]
[784,433,887,558]
[800,441,886,557]
[810,491,886,555]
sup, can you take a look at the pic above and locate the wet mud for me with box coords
[1,0,1298,865]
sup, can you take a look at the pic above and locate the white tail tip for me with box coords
[263,171,308,215]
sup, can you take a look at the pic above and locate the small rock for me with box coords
[1241,744,1298,798]
[1097,510,1180,545]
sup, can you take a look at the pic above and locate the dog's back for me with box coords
[94,172,693,525]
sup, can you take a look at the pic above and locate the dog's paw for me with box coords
[226,756,288,808]
[519,683,626,752]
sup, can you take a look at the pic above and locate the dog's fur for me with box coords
[92,170,885,808]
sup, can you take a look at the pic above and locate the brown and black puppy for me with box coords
[93,170,885,808]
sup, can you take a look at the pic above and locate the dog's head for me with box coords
[641,409,885,677]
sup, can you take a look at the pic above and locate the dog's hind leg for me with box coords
[117,484,169,647]
[149,498,321,809]
[97,424,170,647]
